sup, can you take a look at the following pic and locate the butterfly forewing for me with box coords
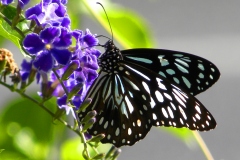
[122,49,220,96]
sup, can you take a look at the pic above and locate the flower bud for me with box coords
[81,110,97,124]
[82,118,96,132]
[61,61,79,80]
[87,134,105,144]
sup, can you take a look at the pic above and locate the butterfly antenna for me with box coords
[96,2,114,41]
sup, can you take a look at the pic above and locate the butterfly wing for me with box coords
[122,49,220,96]
[79,60,216,147]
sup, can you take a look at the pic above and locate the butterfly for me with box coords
[78,40,220,148]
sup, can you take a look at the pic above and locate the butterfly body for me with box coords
[79,40,220,147]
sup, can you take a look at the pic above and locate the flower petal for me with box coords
[40,27,61,44]
[51,48,71,65]
[23,33,45,54]
[33,50,54,72]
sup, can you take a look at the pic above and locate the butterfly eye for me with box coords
[78,40,220,147]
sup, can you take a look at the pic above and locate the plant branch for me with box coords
[192,131,214,160]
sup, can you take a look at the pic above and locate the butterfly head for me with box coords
[98,40,123,73]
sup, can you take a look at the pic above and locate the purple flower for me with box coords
[57,94,77,119]
[20,59,41,83]
[25,0,70,28]
[18,0,30,8]
[73,29,99,48]
[23,26,72,72]
[1,0,13,5]
[48,29,100,113]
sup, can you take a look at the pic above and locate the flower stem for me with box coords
[192,131,214,160]
[52,69,91,159]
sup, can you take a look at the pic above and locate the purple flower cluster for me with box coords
[21,0,101,118]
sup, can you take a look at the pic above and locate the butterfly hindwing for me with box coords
[79,69,153,147]
[121,61,216,131]
[122,49,220,96]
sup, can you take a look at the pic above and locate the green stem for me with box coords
[0,12,25,38]
[192,131,214,160]
[52,69,91,159]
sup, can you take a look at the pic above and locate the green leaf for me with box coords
[83,0,155,49]
[0,94,63,159]
[0,149,4,153]
[0,5,29,56]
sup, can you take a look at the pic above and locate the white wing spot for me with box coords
[206,121,210,126]
[115,127,120,136]
[179,106,187,120]
[122,124,125,129]
[142,95,146,100]
[150,97,156,108]
[164,93,172,100]
[128,128,132,135]
[94,131,97,134]
[111,120,114,126]
[167,106,174,118]
[139,133,142,137]
[156,122,160,125]
[156,78,167,90]
[142,81,150,94]
[99,117,104,125]
[122,139,125,143]
[169,121,172,125]
[162,108,169,118]
[155,90,164,102]
[207,115,211,120]
[104,121,108,129]
[195,113,201,120]
[133,122,135,127]
[107,134,111,140]
[195,105,201,114]
[180,118,184,124]
[139,110,143,115]
[143,105,148,111]
[137,119,141,127]
[125,71,130,75]
[125,96,134,113]
[170,102,176,110]
[152,113,157,120]
[193,117,196,122]
[119,66,124,71]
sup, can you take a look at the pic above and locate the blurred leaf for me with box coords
[0,94,65,159]
[61,136,112,160]
[60,137,87,160]
[0,149,4,153]
[0,5,29,56]
[83,0,155,49]
[159,127,195,145]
